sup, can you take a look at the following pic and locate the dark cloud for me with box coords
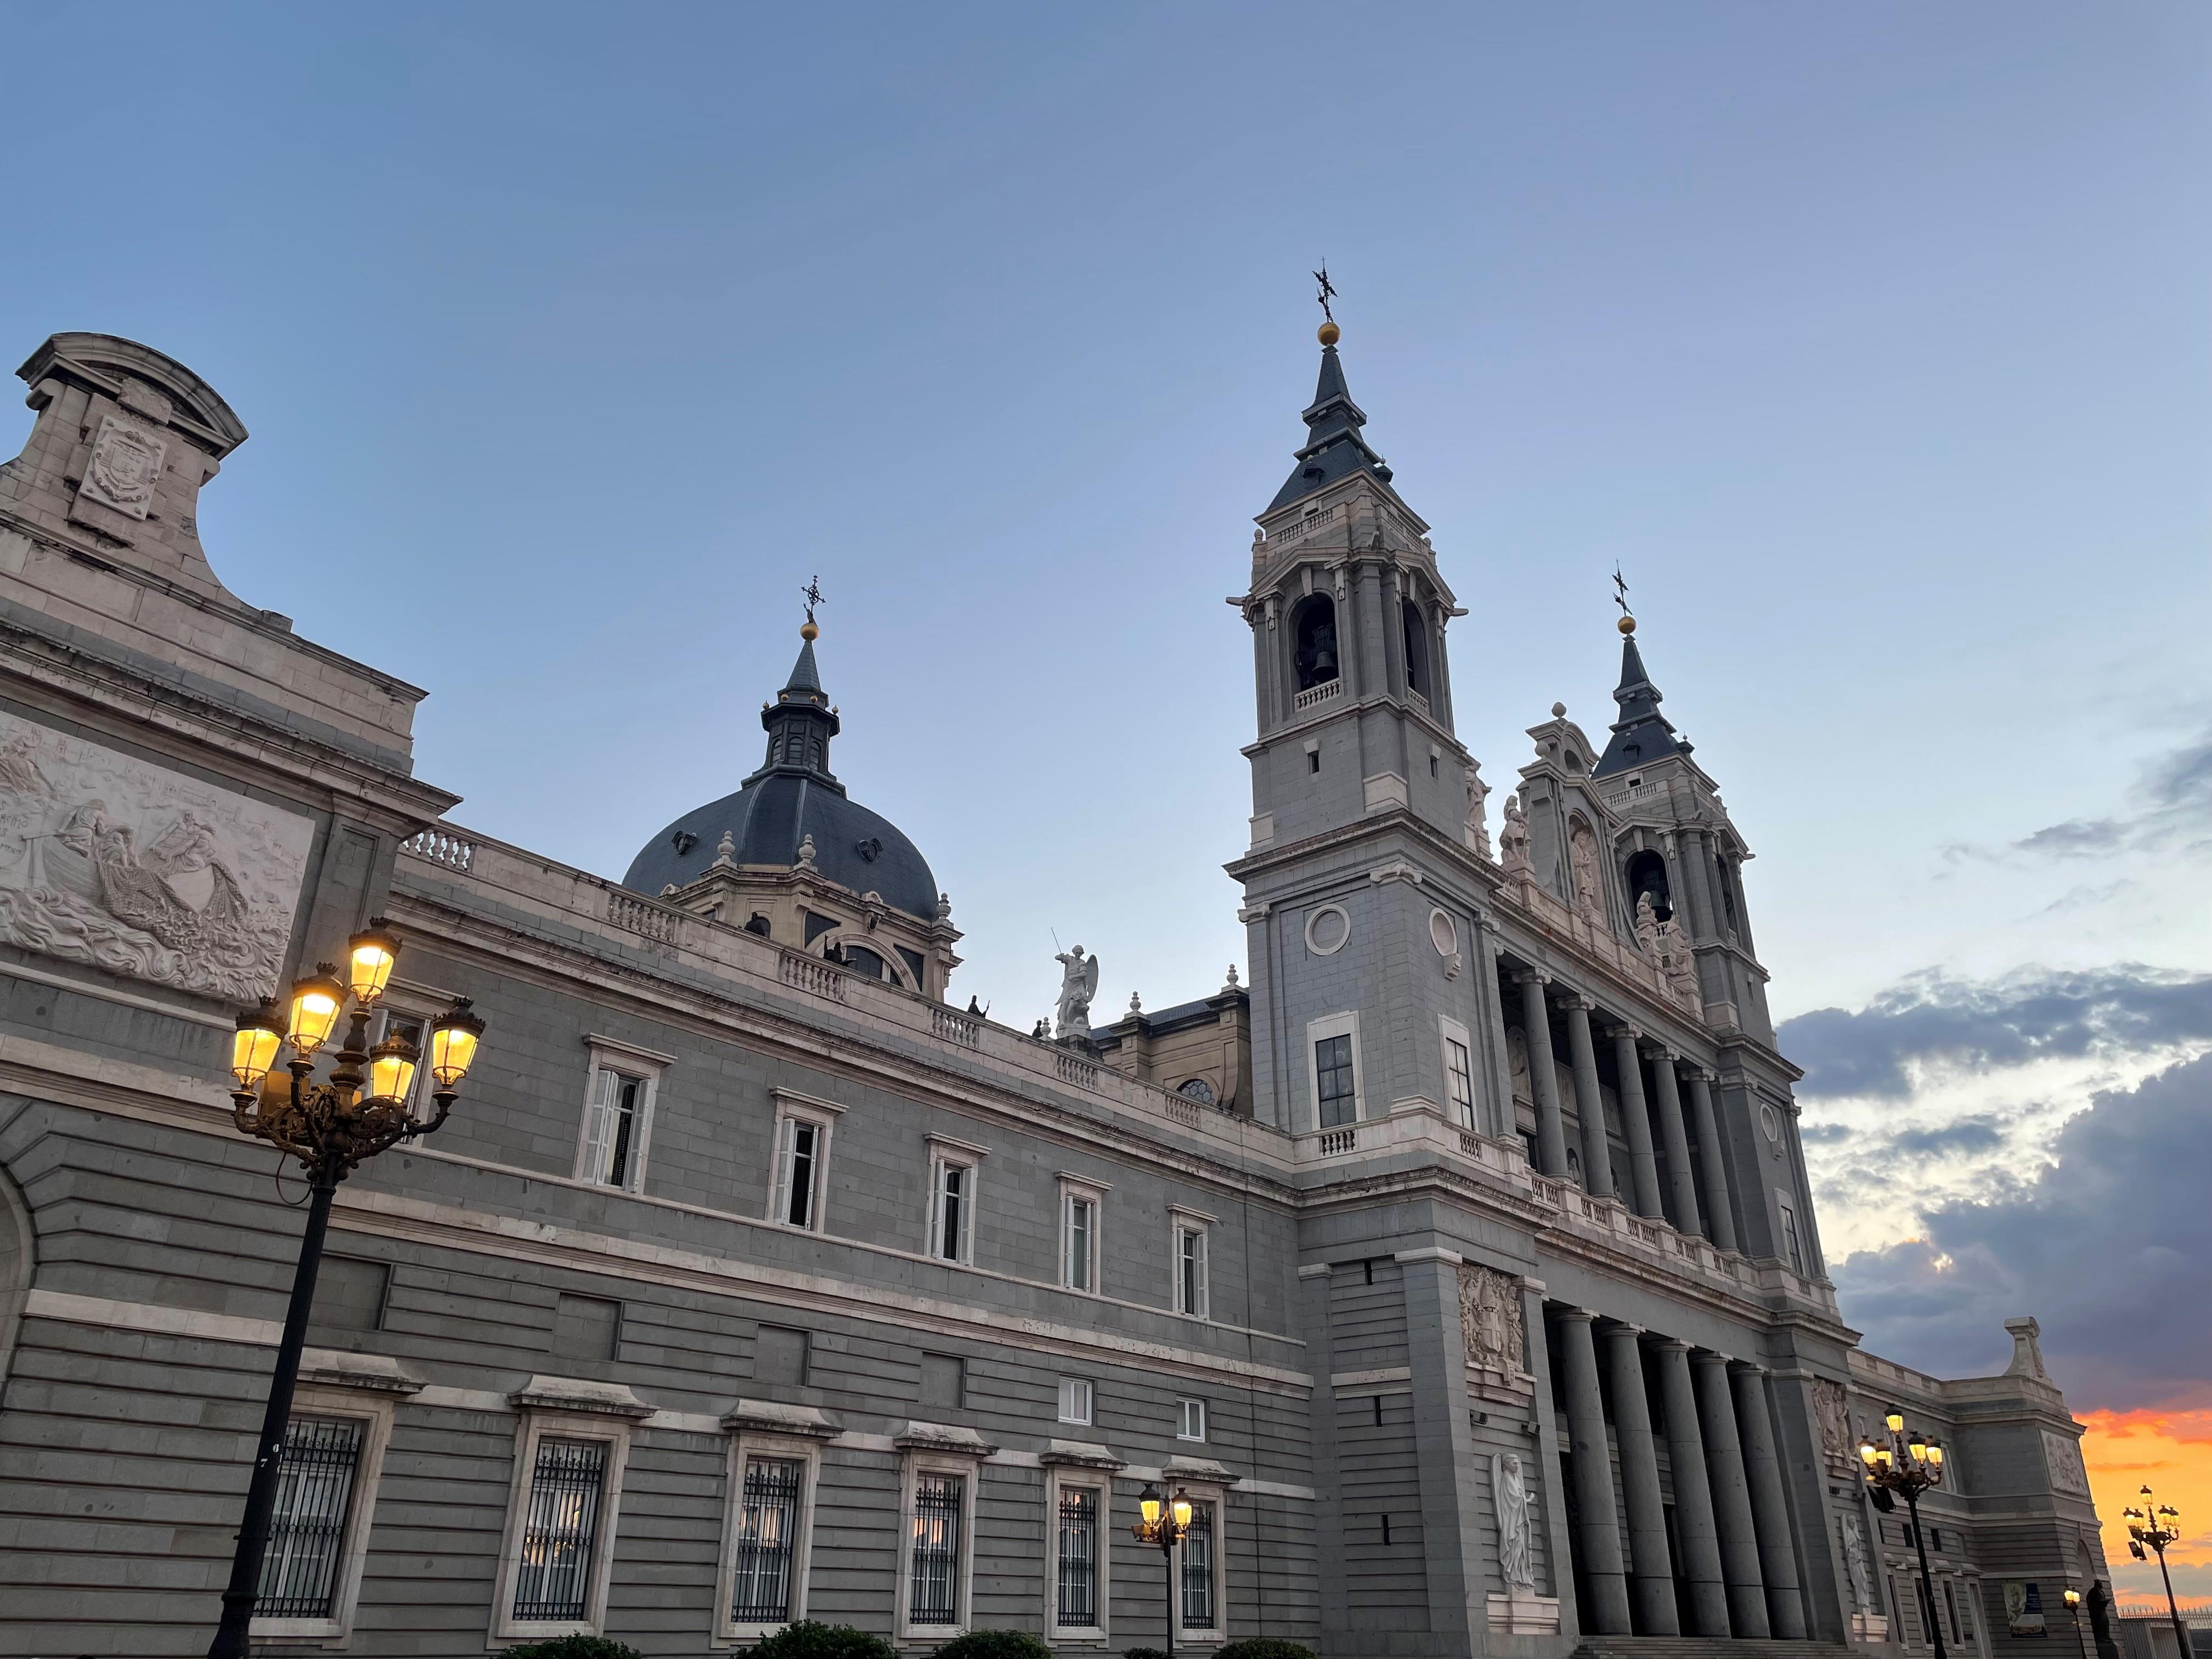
[1886,1115,2008,1155]
[1778,964,2212,1099]
[1834,1050,2212,1413]
[2011,726,2212,859]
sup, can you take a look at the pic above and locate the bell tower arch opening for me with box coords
[1401,597,1431,699]
[1292,593,1340,692]
[1625,848,1671,920]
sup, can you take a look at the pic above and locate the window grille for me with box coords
[253,1415,364,1617]
[1316,1034,1356,1126]
[730,1456,803,1624]
[1180,1500,1216,1630]
[514,1437,608,1622]
[909,1473,964,1626]
[1056,1486,1099,1628]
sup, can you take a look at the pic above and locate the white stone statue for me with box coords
[1493,1452,1538,1593]
[1840,1513,1874,1611]
[1499,792,1532,878]
[1633,890,1662,957]
[1568,817,1603,913]
[1054,945,1100,1040]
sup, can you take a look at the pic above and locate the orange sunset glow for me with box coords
[2081,1406,2212,1606]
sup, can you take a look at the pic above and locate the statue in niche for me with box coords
[1568,817,1603,913]
[1054,944,1100,1040]
[1459,1262,1526,1373]
[1492,1452,1538,1593]
[1812,1379,1852,1463]
[1839,1513,1874,1611]
[1498,792,1532,877]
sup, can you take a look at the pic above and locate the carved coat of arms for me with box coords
[81,416,166,518]
[1459,1262,1526,1374]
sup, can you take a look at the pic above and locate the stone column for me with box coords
[1556,1308,1632,1634]
[1676,827,1716,940]
[1693,1349,1770,1638]
[1656,1341,1730,1637]
[1609,1026,1664,1219]
[1647,1049,1705,1238]
[1604,1324,1678,1634]
[1733,1363,1808,1639]
[1516,972,1571,1178]
[1562,997,1615,1198]
[1685,1067,1739,1253]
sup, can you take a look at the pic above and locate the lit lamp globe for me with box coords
[428,998,486,1091]
[285,968,348,1055]
[366,1034,421,1105]
[230,1000,285,1092]
[346,919,403,1006]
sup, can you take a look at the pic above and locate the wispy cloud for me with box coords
[1951,725,2212,862]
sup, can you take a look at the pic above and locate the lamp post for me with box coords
[1860,1404,1949,1659]
[206,922,485,1659]
[2063,1586,2087,1659]
[2123,1485,2191,1659]
[1132,1480,1194,1659]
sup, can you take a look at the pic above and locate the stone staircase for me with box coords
[1570,1640,1866,1659]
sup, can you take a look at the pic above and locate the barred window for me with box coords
[1180,1499,1217,1630]
[908,1472,964,1626]
[254,1415,364,1618]
[1056,1486,1100,1629]
[730,1456,803,1625]
[513,1437,608,1622]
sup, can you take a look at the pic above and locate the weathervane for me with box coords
[802,575,825,627]
[1612,565,1637,635]
[1313,265,1338,325]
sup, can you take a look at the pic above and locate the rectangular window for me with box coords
[1444,1035,1475,1126]
[254,1415,364,1618]
[908,1472,964,1627]
[1063,1193,1095,1292]
[775,1117,821,1229]
[933,1158,973,1263]
[513,1437,609,1622]
[1316,1033,1357,1127]
[1179,1499,1217,1632]
[1177,1398,1207,1442]
[1957,1581,1977,1638]
[1057,1377,1093,1425]
[1175,1222,1210,1319]
[580,1068,648,1189]
[1943,1579,1961,1644]
[1778,1201,1805,1273]
[729,1455,804,1626]
[1056,1486,1100,1630]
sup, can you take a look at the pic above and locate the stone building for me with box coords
[0,328,2110,1657]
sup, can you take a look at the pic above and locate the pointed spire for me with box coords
[750,605,843,789]
[1266,320,1392,512]
[1592,613,1686,778]
[783,634,823,698]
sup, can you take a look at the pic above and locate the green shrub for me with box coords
[1215,1641,1318,1659]
[496,1638,646,1659]
[928,1632,1056,1659]
[742,1621,900,1659]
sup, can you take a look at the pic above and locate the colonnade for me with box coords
[1550,1307,1806,1640]
[1509,970,1739,1254]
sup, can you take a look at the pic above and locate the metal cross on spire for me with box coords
[1612,564,1632,617]
[1313,265,1338,325]
[801,574,826,627]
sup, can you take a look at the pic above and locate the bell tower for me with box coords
[1228,318,1508,1136]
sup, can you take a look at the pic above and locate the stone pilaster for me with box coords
[1604,1324,1678,1634]
[1694,1349,1770,1638]
[1396,1247,1483,1656]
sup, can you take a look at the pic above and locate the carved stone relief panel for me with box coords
[78,415,167,520]
[0,710,314,1002]
[1812,1378,1853,1472]
[1459,1262,1526,1374]
[2042,1429,2091,1498]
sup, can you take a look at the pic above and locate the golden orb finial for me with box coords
[800,619,819,641]
[1617,613,1636,636]
[1318,319,1341,347]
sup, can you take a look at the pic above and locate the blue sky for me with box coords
[5,1,2208,1575]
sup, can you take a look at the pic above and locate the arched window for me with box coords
[1624,849,1671,920]
[1401,599,1431,698]
[843,945,893,983]
[1291,595,1339,691]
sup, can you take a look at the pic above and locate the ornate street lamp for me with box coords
[206,922,485,1659]
[2123,1485,2190,1659]
[1132,1480,1196,1659]
[1861,1405,1949,1659]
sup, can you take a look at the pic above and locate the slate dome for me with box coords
[619,630,939,920]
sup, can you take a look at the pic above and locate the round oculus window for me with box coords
[1305,904,1352,956]
[1429,907,1459,957]
[1759,1102,1781,1142]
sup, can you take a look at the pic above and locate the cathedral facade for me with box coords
[0,329,2109,1657]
